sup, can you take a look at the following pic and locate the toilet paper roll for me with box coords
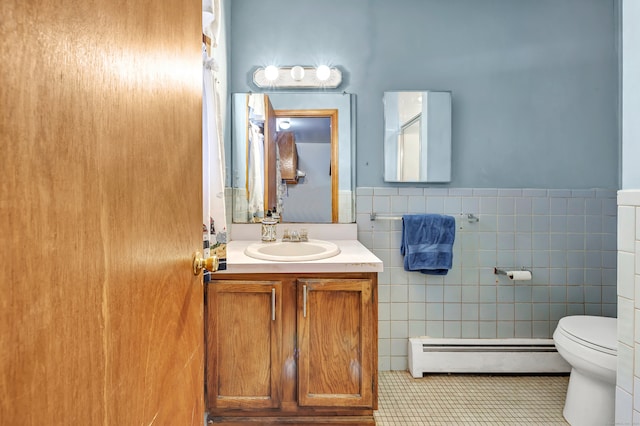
[507,270,532,281]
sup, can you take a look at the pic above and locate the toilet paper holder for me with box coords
[494,267,532,276]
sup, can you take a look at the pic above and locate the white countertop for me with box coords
[216,239,383,274]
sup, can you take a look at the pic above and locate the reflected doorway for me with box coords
[274,110,338,223]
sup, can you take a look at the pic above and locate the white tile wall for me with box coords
[617,386,633,425]
[617,190,640,423]
[618,342,634,393]
[619,296,635,346]
[619,206,636,252]
[620,251,636,300]
[358,187,618,371]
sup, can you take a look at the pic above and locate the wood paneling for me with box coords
[0,0,203,424]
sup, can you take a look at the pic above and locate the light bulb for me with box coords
[264,65,279,81]
[279,120,291,130]
[316,65,331,81]
[290,66,305,81]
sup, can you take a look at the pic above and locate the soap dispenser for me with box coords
[272,206,280,222]
[261,210,277,242]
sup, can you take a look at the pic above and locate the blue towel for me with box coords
[401,214,456,275]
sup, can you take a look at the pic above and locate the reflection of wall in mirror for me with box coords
[399,118,421,181]
[384,91,451,183]
[397,91,424,181]
[277,118,331,222]
[268,93,352,192]
[284,143,332,223]
[424,92,452,183]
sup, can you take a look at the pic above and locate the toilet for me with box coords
[553,315,617,426]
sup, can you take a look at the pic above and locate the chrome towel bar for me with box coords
[370,212,480,223]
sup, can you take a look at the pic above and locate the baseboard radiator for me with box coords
[408,337,571,378]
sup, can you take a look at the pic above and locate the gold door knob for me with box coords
[192,251,219,275]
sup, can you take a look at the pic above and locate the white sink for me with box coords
[244,239,341,262]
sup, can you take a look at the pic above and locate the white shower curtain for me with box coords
[247,122,264,218]
[203,44,226,251]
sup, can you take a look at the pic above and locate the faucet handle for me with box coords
[299,228,308,242]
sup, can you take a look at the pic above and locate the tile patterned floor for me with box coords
[375,371,569,425]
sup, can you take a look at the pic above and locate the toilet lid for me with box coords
[557,315,617,354]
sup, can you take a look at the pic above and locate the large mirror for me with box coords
[383,91,452,182]
[231,92,355,223]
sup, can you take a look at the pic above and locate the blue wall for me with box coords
[230,0,619,189]
[622,0,640,189]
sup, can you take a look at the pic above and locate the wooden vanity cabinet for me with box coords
[206,273,378,426]
[297,278,375,408]
[206,280,283,410]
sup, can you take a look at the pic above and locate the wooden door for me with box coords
[263,96,278,213]
[206,281,283,409]
[0,1,203,424]
[297,278,375,408]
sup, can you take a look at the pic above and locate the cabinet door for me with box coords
[297,278,374,407]
[277,131,299,183]
[206,281,282,410]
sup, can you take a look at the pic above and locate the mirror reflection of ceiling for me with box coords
[277,117,331,143]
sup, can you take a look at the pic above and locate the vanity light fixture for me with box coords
[253,65,342,89]
[290,66,305,81]
[315,65,331,81]
[263,65,279,81]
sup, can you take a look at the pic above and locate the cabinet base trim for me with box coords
[208,415,375,425]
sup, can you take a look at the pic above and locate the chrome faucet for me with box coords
[282,228,308,242]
